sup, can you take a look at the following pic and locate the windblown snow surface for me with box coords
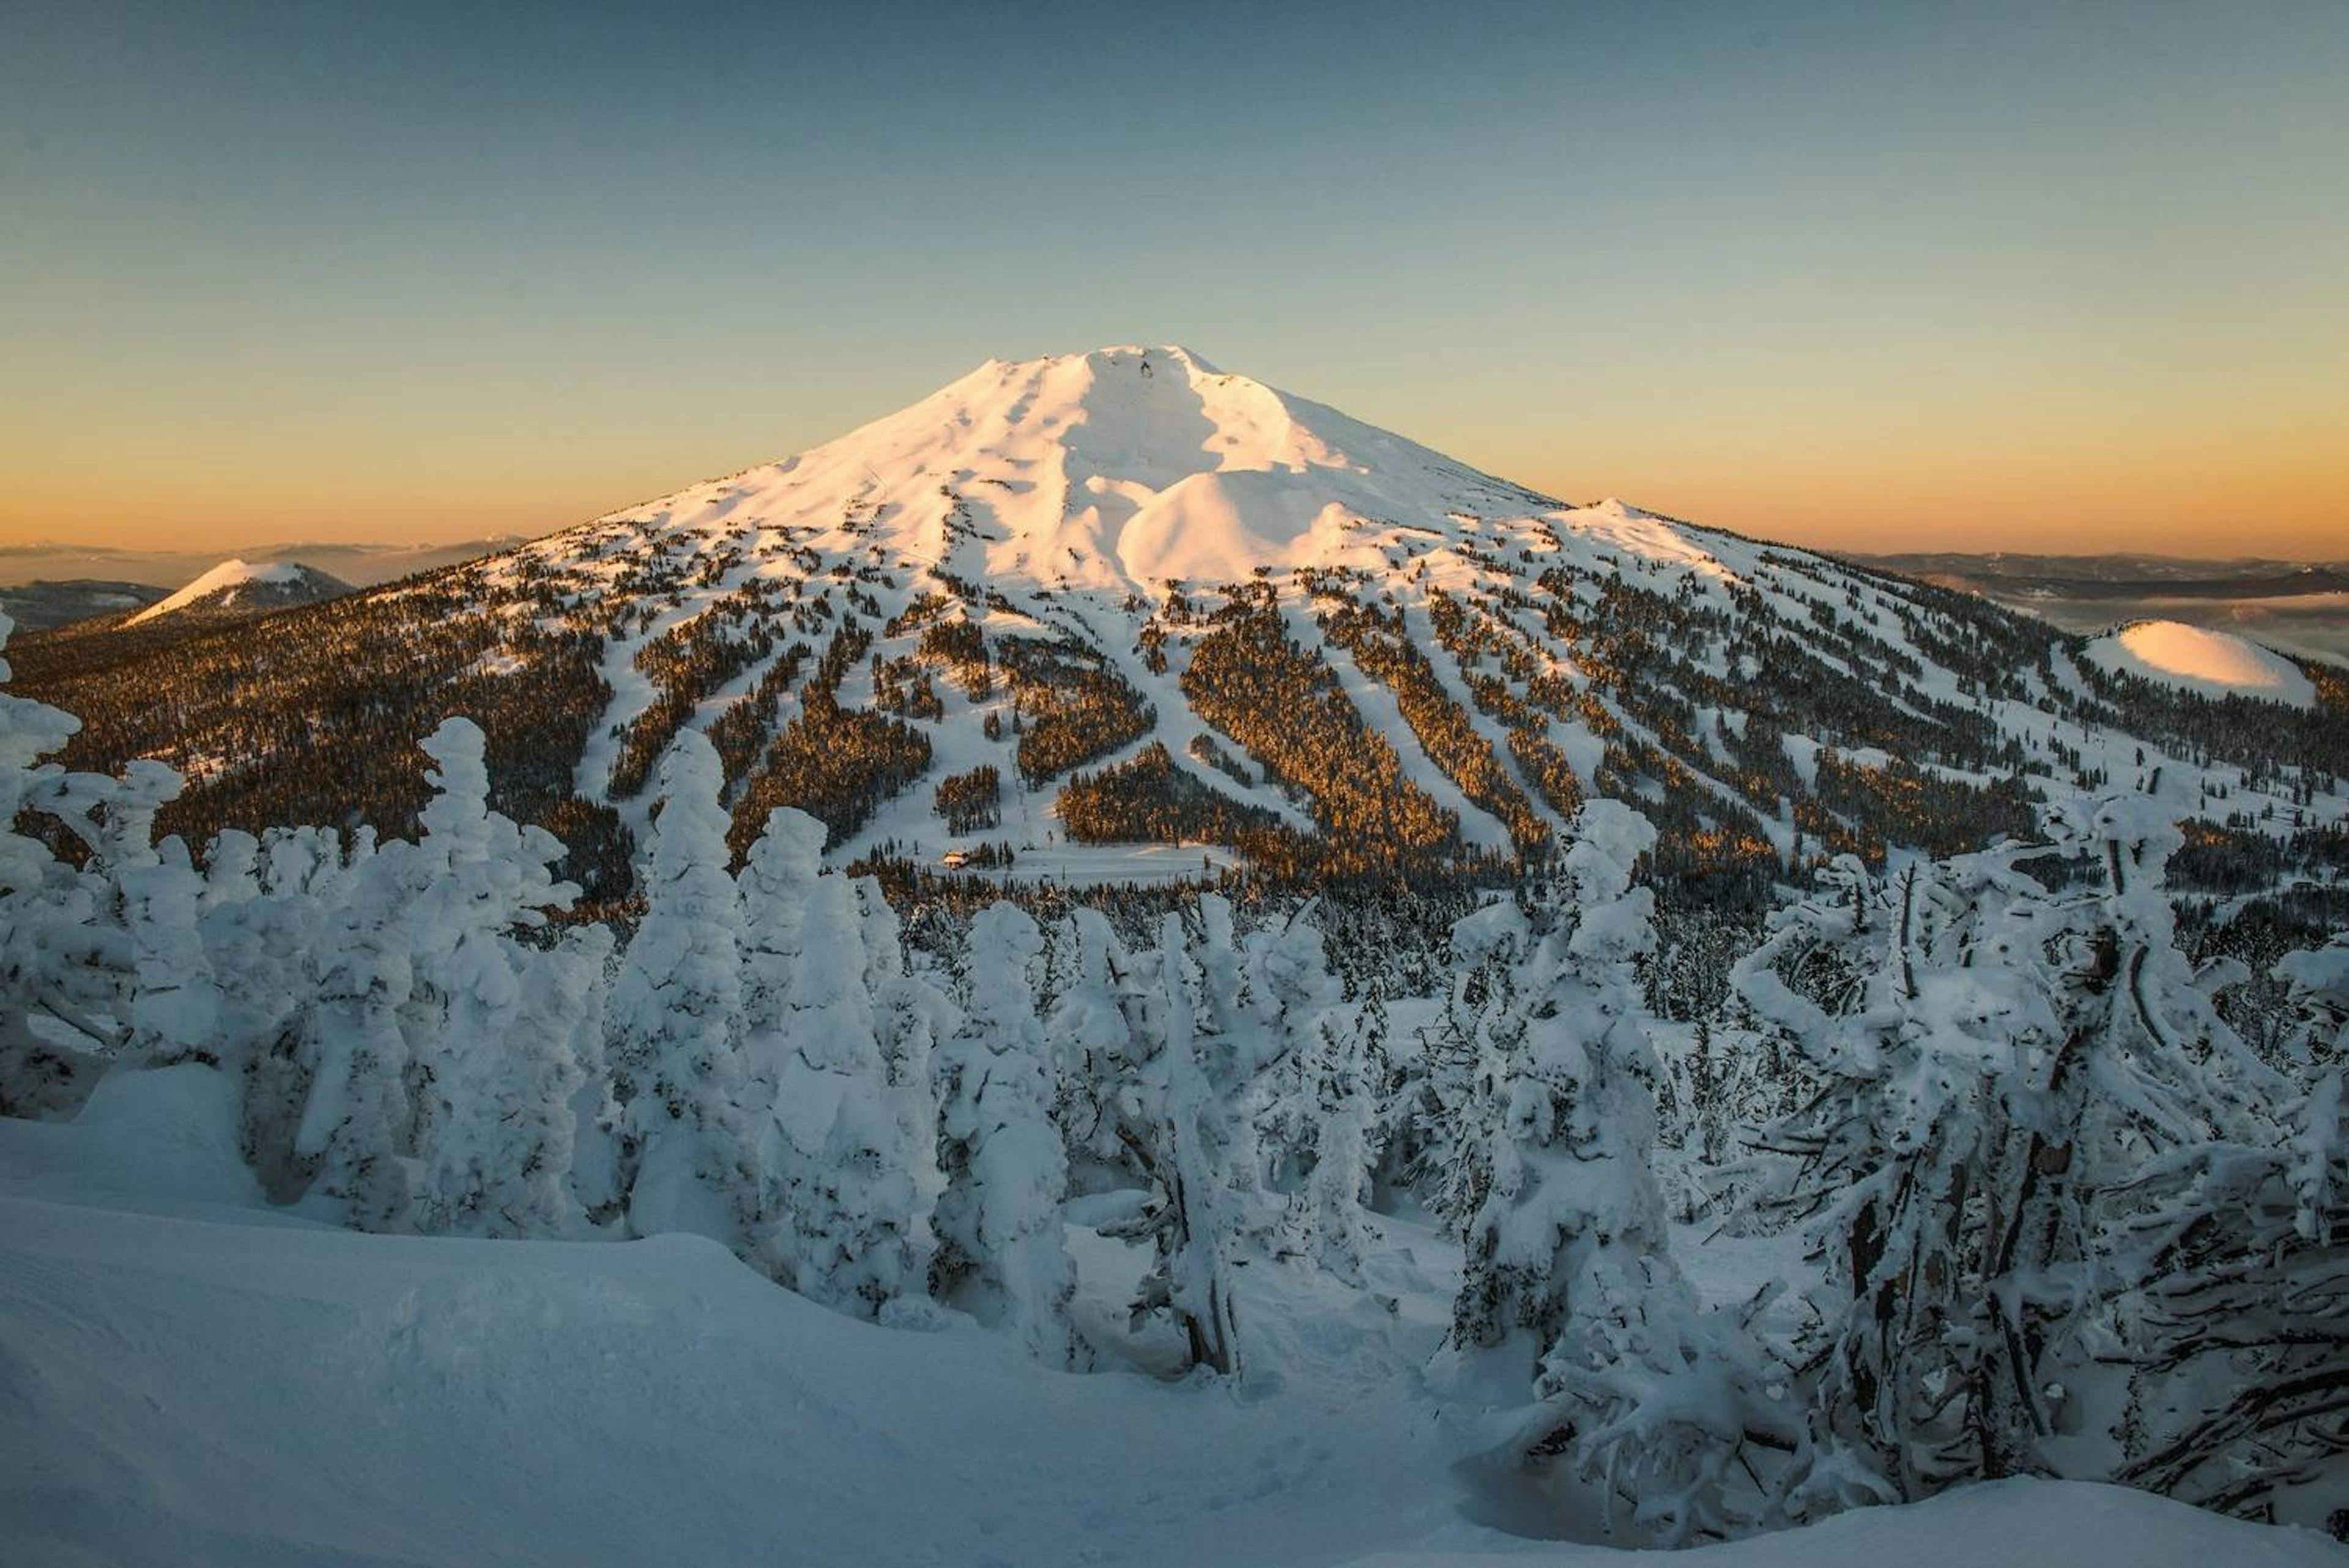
[2082,620,2317,707]
[2,1068,2339,1568]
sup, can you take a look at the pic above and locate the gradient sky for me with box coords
[4,1,2345,559]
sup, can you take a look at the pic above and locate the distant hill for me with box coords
[125,559,351,626]
[1844,550,2349,665]
[0,537,521,592]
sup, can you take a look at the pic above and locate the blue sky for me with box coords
[4,1,2344,555]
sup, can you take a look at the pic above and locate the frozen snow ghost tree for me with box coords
[933,902,1085,1366]
[1406,896,1532,1232]
[99,760,221,1068]
[1244,905,1375,1276]
[1451,802,1667,1362]
[1104,907,1256,1377]
[0,610,122,1115]
[859,874,951,1266]
[1746,797,2283,1507]
[606,730,757,1246]
[1452,802,1797,1545]
[761,860,937,1318]
[405,720,602,1236]
[736,806,825,1110]
[1043,907,1151,1179]
[291,839,421,1230]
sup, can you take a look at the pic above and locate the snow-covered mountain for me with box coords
[125,558,351,625]
[12,346,2345,904]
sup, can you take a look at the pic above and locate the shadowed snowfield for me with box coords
[3,1068,2337,1568]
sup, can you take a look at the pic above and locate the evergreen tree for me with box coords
[761,863,937,1317]
[1747,797,2280,1504]
[1106,908,1248,1376]
[291,838,421,1230]
[1457,802,1802,1545]
[607,730,757,1244]
[0,610,121,1115]
[405,721,601,1236]
[935,902,1085,1365]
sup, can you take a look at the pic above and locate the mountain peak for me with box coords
[592,346,1557,595]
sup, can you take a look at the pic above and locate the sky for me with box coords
[3,1,2344,561]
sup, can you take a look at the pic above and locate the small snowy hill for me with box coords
[125,558,350,625]
[3,1068,2338,1568]
[2083,620,2318,707]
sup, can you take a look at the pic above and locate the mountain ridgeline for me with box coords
[10,347,2345,923]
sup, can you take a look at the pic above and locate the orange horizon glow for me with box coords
[3,378,2340,562]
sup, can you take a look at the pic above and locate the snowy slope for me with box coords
[4,1069,2339,1568]
[462,347,2344,882]
[126,558,349,625]
[574,345,1550,598]
[2083,619,2318,707]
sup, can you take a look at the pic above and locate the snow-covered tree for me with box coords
[1450,802,1666,1364]
[1042,907,1150,1179]
[2275,935,2347,1074]
[737,806,824,1104]
[1295,1001,1381,1279]
[606,730,757,1245]
[1747,797,2282,1504]
[934,902,1084,1365]
[100,762,221,1067]
[760,859,936,1317]
[2106,1066,2347,1526]
[404,720,601,1236]
[2102,942,2348,1526]
[1094,900,1269,1377]
[1245,905,1377,1276]
[216,824,386,1198]
[291,838,422,1229]
[1403,896,1532,1231]
[860,873,951,1269]
[0,609,117,1115]
[1450,802,1805,1546]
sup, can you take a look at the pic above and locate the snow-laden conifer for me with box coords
[761,860,937,1317]
[607,730,756,1245]
[935,902,1084,1365]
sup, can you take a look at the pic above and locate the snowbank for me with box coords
[1345,1479,2342,1567]
[2082,620,2316,707]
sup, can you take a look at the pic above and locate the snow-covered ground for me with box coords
[4,1067,2339,1568]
